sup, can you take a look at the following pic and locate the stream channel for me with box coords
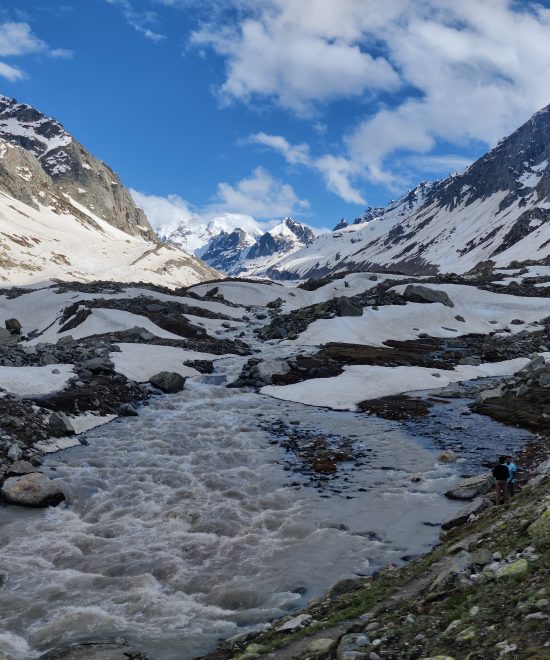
[0,357,533,659]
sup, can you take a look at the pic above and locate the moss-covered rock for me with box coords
[495,558,529,579]
[528,506,550,546]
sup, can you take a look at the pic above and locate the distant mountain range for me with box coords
[161,216,316,275]
[161,104,550,279]
[0,95,216,287]
[1,94,549,286]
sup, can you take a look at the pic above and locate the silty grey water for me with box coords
[0,359,532,659]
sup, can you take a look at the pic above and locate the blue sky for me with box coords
[1,0,550,235]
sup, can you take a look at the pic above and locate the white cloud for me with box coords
[191,2,400,115]
[249,133,366,204]
[0,21,73,79]
[215,166,310,217]
[105,0,166,41]
[49,48,74,59]
[190,0,550,192]
[0,21,46,56]
[0,61,25,81]
[131,167,309,249]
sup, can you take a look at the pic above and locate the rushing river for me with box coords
[0,358,532,659]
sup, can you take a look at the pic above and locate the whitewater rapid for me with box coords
[0,360,528,659]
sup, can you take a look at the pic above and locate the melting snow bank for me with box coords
[260,357,543,410]
[0,364,74,397]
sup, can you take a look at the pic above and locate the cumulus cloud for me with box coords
[0,21,73,80]
[191,1,400,115]
[189,0,550,194]
[249,133,366,204]
[0,61,25,82]
[131,168,310,249]
[0,21,47,56]
[215,166,310,218]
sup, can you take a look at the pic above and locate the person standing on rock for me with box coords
[492,456,510,506]
[506,455,518,497]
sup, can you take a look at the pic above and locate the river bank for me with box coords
[0,272,549,659]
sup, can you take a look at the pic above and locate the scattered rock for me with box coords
[471,548,493,567]
[277,614,313,632]
[7,460,38,476]
[336,297,363,317]
[439,450,457,463]
[118,403,138,416]
[7,443,22,462]
[337,633,371,659]
[37,639,149,659]
[0,328,19,347]
[527,506,550,546]
[456,625,476,641]
[307,638,336,653]
[441,497,493,530]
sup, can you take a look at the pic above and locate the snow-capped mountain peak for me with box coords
[0,95,72,160]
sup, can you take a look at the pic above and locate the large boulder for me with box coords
[150,371,186,393]
[520,354,546,374]
[445,473,495,500]
[495,558,529,579]
[402,284,454,308]
[48,411,75,437]
[429,550,473,592]
[250,359,291,385]
[5,318,22,334]
[336,297,363,317]
[1,472,65,507]
[441,497,493,530]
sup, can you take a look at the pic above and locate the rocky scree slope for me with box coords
[0,95,218,287]
[267,105,550,279]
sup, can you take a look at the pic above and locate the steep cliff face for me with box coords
[0,95,154,239]
[0,97,219,288]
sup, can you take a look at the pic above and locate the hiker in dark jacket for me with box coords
[492,455,510,506]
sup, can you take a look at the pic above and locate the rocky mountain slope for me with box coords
[266,106,550,279]
[0,95,218,287]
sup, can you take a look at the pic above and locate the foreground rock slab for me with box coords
[441,496,493,530]
[444,472,495,500]
[38,639,149,659]
[1,472,65,507]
